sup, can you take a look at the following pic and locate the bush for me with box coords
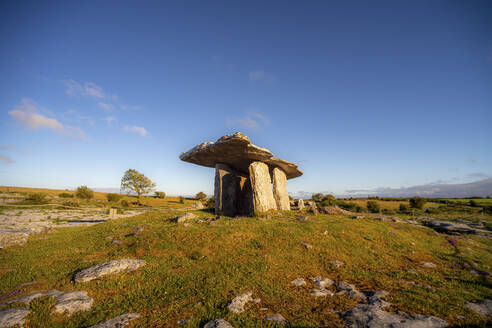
[179,196,185,204]
[312,193,324,202]
[469,200,477,207]
[205,196,215,209]
[106,193,122,202]
[75,186,94,200]
[399,204,409,213]
[62,200,79,207]
[366,200,380,213]
[195,192,207,200]
[58,193,73,198]
[26,193,48,204]
[409,196,426,209]
[155,191,166,199]
[120,199,130,208]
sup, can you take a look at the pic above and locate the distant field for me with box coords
[434,198,492,206]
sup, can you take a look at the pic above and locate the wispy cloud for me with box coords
[104,116,117,127]
[8,98,88,140]
[120,104,142,111]
[62,79,118,100]
[0,154,14,164]
[123,125,148,137]
[249,70,274,82]
[98,102,114,111]
[226,112,270,131]
[467,172,490,179]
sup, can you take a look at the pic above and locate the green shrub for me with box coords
[409,196,426,209]
[26,193,48,204]
[312,193,324,202]
[205,196,215,209]
[106,193,122,202]
[179,196,185,204]
[155,191,166,199]
[195,192,207,200]
[366,200,380,213]
[75,186,94,200]
[120,199,130,208]
[58,193,73,198]
[469,200,477,207]
[399,204,409,213]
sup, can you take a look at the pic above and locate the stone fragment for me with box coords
[465,299,492,316]
[291,278,306,287]
[420,262,437,268]
[175,213,197,223]
[297,216,308,221]
[298,199,305,210]
[342,297,447,328]
[214,163,241,216]
[272,167,290,211]
[329,260,344,268]
[249,162,277,214]
[310,289,334,297]
[335,281,366,300]
[74,259,146,283]
[312,276,334,288]
[53,291,94,315]
[0,308,30,327]
[228,291,253,314]
[204,318,234,328]
[301,242,313,249]
[192,201,204,209]
[88,313,141,328]
[0,230,30,249]
[265,313,287,324]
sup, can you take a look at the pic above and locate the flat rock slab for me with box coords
[291,278,306,287]
[423,220,491,236]
[228,291,253,314]
[265,313,287,324]
[74,259,146,283]
[180,132,302,179]
[204,318,234,328]
[342,297,448,328]
[175,213,197,223]
[0,308,30,327]
[88,313,141,328]
[465,299,492,316]
[0,230,30,249]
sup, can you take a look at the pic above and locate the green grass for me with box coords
[1,208,491,327]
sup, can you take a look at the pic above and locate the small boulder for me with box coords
[291,278,306,287]
[329,260,344,268]
[265,313,287,325]
[0,308,30,328]
[74,259,146,283]
[228,291,253,314]
[203,318,234,328]
[310,289,334,297]
[88,313,141,328]
[53,291,94,315]
[176,212,197,223]
[296,216,308,221]
[420,262,437,268]
[465,299,492,316]
[192,202,204,209]
[301,242,313,249]
[312,276,334,288]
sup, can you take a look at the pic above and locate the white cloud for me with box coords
[62,79,117,100]
[98,102,114,111]
[226,112,270,131]
[249,70,274,82]
[123,125,148,137]
[0,154,14,164]
[104,116,117,126]
[8,98,88,140]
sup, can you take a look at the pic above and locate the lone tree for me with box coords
[409,196,426,209]
[120,169,156,200]
[75,186,94,200]
[196,191,207,200]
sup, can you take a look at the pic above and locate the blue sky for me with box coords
[1,0,491,196]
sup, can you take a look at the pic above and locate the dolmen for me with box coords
[180,132,303,216]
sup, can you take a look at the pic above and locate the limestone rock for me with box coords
[53,291,94,315]
[204,318,234,328]
[335,281,366,301]
[228,291,253,314]
[291,278,306,287]
[265,313,287,324]
[465,299,492,316]
[329,260,344,268]
[249,162,277,213]
[298,199,305,210]
[420,262,437,268]
[272,168,290,210]
[342,297,447,328]
[312,276,334,288]
[88,313,141,328]
[319,206,354,215]
[310,289,334,297]
[0,230,29,249]
[301,242,313,249]
[74,259,146,283]
[424,220,490,236]
[192,201,204,209]
[215,163,241,216]
[0,308,30,327]
[180,132,302,179]
[175,212,197,223]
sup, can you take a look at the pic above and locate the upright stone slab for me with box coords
[238,177,254,215]
[298,199,305,210]
[249,161,277,214]
[215,163,240,216]
[272,167,290,210]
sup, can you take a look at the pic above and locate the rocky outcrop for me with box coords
[0,230,30,249]
[272,167,290,210]
[249,162,277,214]
[0,308,30,327]
[465,299,492,316]
[176,213,197,223]
[88,313,141,328]
[74,259,146,283]
[180,133,302,216]
[423,220,491,236]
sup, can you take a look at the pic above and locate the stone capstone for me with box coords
[249,162,277,214]
[74,259,146,283]
[88,313,141,328]
[0,308,30,328]
[272,167,290,210]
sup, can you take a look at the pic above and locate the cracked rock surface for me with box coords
[88,313,141,328]
[0,308,30,328]
[228,291,254,314]
[74,259,146,283]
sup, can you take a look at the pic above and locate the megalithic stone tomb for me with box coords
[179,132,303,216]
